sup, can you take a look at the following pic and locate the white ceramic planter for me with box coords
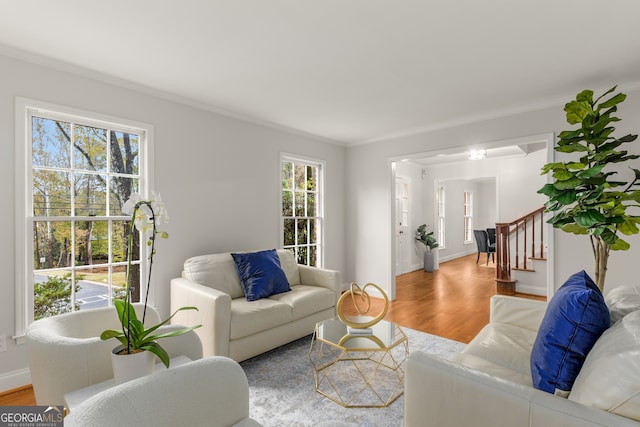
[111,345,155,384]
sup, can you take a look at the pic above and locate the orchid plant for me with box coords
[100,192,200,367]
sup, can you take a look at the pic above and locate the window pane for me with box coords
[309,219,317,244]
[294,164,306,190]
[110,131,139,175]
[33,221,72,269]
[74,173,107,216]
[307,192,316,216]
[74,125,107,172]
[281,162,293,189]
[282,190,293,217]
[295,192,305,217]
[297,219,308,244]
[75,266,111,310]
[33,170,71,216]
[309,246,317,267]
[34,269,80,320]
[283,219,295,246]
[297,246,308,265]
[109,177,138,216]
[306,165,316,190]
[75,221,109,266]
[32,117,71,169]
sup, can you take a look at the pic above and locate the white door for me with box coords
[395,177,411,275]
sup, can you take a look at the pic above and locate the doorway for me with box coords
[389,133,555,299]
[395,176,411,275]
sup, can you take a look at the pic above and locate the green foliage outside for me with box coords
[538,86,640,290]
[34,273,82,320]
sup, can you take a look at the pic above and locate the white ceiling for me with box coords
[2,1,640,145]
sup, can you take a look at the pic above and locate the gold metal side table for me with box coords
[309,317,409,408]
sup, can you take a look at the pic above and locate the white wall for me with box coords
[0,53,345,390]
[345,86,640,301]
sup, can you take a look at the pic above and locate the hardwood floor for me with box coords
[0,253,544,406]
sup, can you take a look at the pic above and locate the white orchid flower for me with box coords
[122,192,169,239]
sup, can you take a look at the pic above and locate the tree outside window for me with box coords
[29,113,146,320]
[281,156,323,267]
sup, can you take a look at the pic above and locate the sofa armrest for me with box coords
[490,295,547,332]
[405,350,536,427]
[298,265,341,303]
[171,277,232,358]
[405,351,637,427]
[65,357,263,427]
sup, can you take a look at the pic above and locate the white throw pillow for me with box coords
[568,310,640,421]
[606,284,640,324]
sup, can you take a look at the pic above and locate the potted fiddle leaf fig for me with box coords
[416,224,439,272]
[538,86,640,291]
[100,193,201,383]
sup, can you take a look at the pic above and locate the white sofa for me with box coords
[64,356,262,427]
[405,290,640,427]
[171,249,340,361]
[26,303,203,406]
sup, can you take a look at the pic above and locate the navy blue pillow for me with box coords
[530,270,610,396]
[231,249,291,302]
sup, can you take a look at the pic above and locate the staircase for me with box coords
[495,207,547,295]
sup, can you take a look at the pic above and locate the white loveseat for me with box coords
[405,289,640,427]
[171,249,340,361]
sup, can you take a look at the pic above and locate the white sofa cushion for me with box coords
[452,322,538,386]
[183,253,246,299]
[606,284,640,324]
[182,250,301,300]
[568,310,640,421]
[268,285,336,320]
[230,299,292,340]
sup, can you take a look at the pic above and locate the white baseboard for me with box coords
[0,368,31,393]
[516,283,546,296]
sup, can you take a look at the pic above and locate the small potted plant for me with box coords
[100,192,200,383]
[416,224,439,272]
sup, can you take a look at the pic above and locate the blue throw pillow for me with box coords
[231,249,291,302]
[530,270,610,396]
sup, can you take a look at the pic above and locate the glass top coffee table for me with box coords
[309,316,408,408]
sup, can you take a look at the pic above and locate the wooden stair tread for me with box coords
[513,267,535,272]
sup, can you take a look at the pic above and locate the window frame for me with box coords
[279,153,324,268]
[463,190,473,244]
[14,97,154,340]
[436,185,445,249]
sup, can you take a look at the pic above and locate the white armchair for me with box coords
[26,304,203,406]
[64,356,262,427]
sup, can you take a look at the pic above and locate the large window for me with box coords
[463,191,473,243]
[437,185,445,248]
[15,99,152,336]
[281,155,323,267]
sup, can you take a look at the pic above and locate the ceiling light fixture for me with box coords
[468,149,487,160]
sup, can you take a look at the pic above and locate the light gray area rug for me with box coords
[240,327,466,427]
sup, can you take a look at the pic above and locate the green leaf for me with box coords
[618,219,639,236]
[610,237,630,251]
[540,162,565,174]
[555,190,577,205]
[576,165,603,179]
[565,100,593,125]
[566,162,586,171]
[575,209,606,227]
[576,89,594,103]
[561,223,589,235]
[553,169,574,180]
[556,143,589,153]
[598,93,626,110]
[554,177,582,190]
[538,183,562,197]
